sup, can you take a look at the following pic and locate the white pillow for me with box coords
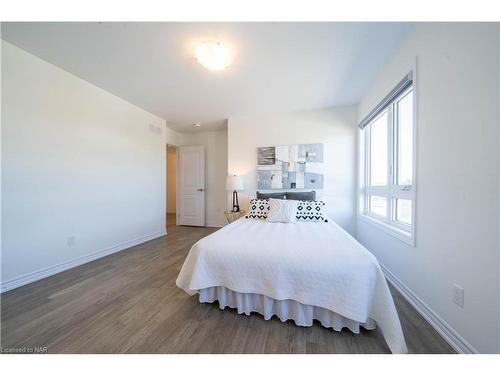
[266,198,298,223]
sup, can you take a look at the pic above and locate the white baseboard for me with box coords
[381,264,478,354]
[0,230,167,293]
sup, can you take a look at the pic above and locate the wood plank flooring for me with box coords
[0,223,455,354]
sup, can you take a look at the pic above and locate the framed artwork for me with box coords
[256,143,324,190]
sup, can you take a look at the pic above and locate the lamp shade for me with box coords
[225,175,244,191]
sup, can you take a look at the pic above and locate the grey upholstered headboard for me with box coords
[256,191,316,201]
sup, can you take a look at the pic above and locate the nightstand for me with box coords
[224,210,246,224]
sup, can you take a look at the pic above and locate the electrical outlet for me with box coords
[453,284,464,308]
[67,236,76,247]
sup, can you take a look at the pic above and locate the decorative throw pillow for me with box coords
[246,198,271,219]
[266,198,298,223]
[295,200,328,222]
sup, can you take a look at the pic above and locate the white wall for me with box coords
[228,106,358,234]
[0,30,3,286]
[498,23,500,354]
[1,41,167,290]
[165,126,184,149]
[166,128,228,227]
[357,23,500,353]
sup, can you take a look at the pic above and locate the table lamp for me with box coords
[226,175,244,212]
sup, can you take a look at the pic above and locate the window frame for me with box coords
[359,77,417,246]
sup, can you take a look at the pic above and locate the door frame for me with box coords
[175,146,181,226]
[175,146,179,226]
[166,143,180,227]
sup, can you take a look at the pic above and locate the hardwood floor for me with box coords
[166,213,176,227]
[0,223,455,354]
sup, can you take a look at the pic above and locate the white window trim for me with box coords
[359,213,414,245]
[358,68,417,247]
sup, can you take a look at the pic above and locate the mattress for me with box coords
[177,217,407,353]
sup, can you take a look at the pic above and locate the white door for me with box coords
[179,146,205,226]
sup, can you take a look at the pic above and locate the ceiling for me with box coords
[1,22,413,133]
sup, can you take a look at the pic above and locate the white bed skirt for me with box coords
[198,286,377,334]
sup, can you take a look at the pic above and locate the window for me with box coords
[360,73,415,244]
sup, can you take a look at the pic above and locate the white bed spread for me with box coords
[176,218,407,353]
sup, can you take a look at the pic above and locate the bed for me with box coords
[176,217,407,353]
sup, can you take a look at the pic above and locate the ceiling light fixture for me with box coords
[194,41,232,71]
[194,123,201,128]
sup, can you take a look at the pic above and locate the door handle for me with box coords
[197,188,204,192]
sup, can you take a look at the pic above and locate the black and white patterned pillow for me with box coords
[295,200,328,222]
[246,198,271,219]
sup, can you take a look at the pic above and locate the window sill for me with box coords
[358,214,415,247]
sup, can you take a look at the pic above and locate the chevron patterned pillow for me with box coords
[245,198,271,219]
[295,200,328,222]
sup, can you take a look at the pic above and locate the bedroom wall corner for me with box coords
[180,129,228,228]
[166,126,228,228]
[356,23,500,353]
[1,41,167,292]
[227,106,359,235]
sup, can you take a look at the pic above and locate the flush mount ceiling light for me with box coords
[194,41,232,71]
